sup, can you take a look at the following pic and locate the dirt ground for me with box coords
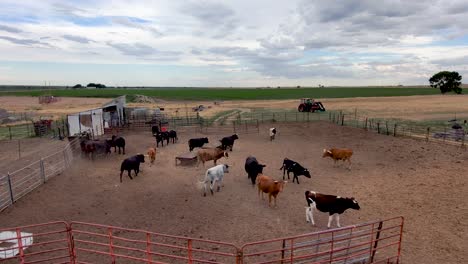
[0,96,109,119]
[128,94,468,121]
[0,123,466,263]
[1,94,467,122]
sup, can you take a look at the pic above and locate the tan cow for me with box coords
[147,147,156,165]
[197,146,228,167]
[322,148,353,169]
[256,174,287,207]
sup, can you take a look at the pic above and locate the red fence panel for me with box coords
[240,217,403,264]
[69,222,240,264]
[0,221,72,264]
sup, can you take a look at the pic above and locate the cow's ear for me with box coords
[327,150,332,154]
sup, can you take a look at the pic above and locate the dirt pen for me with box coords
[0,121,467,263]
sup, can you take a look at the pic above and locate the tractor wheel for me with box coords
[298,104,305,112]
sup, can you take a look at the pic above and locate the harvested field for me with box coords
[0,122,466,263]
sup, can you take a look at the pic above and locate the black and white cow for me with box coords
[199,164,229,196]
[279,158,311,184]
[120,154,145,183]
[305,191,360,228]
[269,128,277,141]
[220,134,239,151]
[245,156,266,185]
[189,137,209,151]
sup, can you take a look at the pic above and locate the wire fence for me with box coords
[0,119,69,141]
[0,138,80,212]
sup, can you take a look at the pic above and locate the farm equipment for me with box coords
[298,98,326,112]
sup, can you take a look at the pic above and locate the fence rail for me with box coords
[0,138,80,212]
[0,217,403,264]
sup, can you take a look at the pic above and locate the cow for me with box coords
[256,174,287,207]
[80,139,111,159]
[197,146,228,167]
[269,128,277,141]
[154,131,169,147]
[168,130,178,144]
[199,164,229,196]
[147,148,156,165]
[279,158,311,184]
[245,156,266,185]
[120,154,145,183]
[322,148,353,169]
[110,135,126,154]
[188,137,209,151]
[305,191,360,228]
[151,125,160,135]
[220,134,239,151]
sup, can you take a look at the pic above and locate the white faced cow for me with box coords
[305,191,360,228]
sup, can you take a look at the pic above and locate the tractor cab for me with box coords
[298,98,326,112]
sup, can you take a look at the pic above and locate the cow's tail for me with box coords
[196,170,208,190]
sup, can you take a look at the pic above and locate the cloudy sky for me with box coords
[0,0,467,87]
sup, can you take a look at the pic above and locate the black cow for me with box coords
[110,135,126,154]
[305,191,360,228]
[245,156,266,185]
[168,130,178,144]
[155,132,169,147]
[120,154,145,183]
[279,158,311,184]
[220,134,239,151]
[81,139,111,159]
[188,137,209,151]
[151,125,160,135]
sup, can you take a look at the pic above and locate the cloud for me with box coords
[108,42,155,56]
[111,16,162,36]
[0,35,49,46]
[432,56,468,66]
[0,24,22,33]
[180,1,238,38]
[63,34,93,44]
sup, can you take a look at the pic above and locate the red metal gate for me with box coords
[1,217,403,264]
[240,217,403,264]
[69,222,239,264]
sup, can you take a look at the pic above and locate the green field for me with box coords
[0,87,440,101]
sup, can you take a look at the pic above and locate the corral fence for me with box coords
[326,110,467,148]
[0,138,80,212]
[0,217,403,263]
[0,119,69,141]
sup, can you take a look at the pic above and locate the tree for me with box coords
[429,71,462,94]
[72,84,83,89]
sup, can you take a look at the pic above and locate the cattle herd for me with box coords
[79,125,360,229]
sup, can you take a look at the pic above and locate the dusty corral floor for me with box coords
[0,123,467,263]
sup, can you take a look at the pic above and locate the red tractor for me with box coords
[297,98,326,112]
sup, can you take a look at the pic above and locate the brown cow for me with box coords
[147,147,156,165]
[256,174,287,207]
[322,148,353,169]
[197,146,228,167]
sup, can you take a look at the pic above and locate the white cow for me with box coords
[269,128,277,141]
[200,164,229,196]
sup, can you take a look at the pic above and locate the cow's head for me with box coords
[303,168,311,178]
[223,164,230,173]
[232,134,239,140]
[322,149,332,158]
[136,154,145,163]
[347,197,360,210]
[203,137,209,143]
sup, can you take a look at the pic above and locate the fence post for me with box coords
[370,221,384,262]
[341,114,345,126]
[377,122,380,134]
[394,124,397,137]
[40,158,46,183]
[236,249,243,264]
[365,118,368,130]
[426,127,430,142]
[7,173,14,204]
[9,126,12,140]
[385,122,389,135]
[281,239,286,264]
[187,239,193,264]
[18,139,21,159]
